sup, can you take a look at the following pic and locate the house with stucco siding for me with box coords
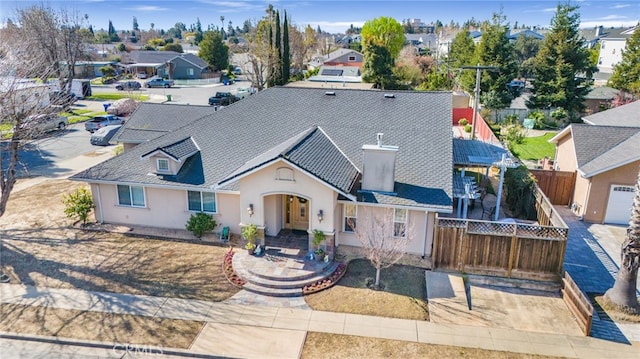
[71,88,455,257]
[550,101,640,224]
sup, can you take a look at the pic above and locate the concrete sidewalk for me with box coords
[1,283,638,358]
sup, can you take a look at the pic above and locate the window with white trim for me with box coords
[157,158,170,172]
[188,191,217,213]
[394,208,407,237]
[343,203,357,232]
[188,68,194,76]
[117,185,145,207]
[348,55,356,61]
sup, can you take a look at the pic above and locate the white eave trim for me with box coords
[580,156,640,178]
[337,199,453,214]
[548,125,572,143]
[69,177,224,193]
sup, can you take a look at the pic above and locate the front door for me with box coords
[284,195,309,231]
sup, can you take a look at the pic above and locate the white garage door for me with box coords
[604,185,635,224]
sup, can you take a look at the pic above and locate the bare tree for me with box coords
[348,206,411,289]
[243,19,277,91]
[604,168,640,314]
[0,38,59,218]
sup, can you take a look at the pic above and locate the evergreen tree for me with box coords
[608,26,640,95]
[448,28,476,91]
[274,11,282,85]
[281,11,290,85]
[474,13,519,110]
[528,4,596,121]
[195,18,203,44]
[108,20,119,42]
[133,16,139,31]
[198,31,228,71]
[362,43,395,89]
[513,32,541,78]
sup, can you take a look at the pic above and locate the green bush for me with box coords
[504,165,538,220]
[458,118,469,126]
[464,124,472,133]
[62,188,94,225]
[527,110,546,129]
[186,212,217,238]
[503,114,519,125]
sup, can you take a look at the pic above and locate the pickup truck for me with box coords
[18,114,68,138]
[144,78,174,88]
[208,92,239,106]
[84,115,124,133]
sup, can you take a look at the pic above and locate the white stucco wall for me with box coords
[598,39,627,73]
[237,160,337,234]
[335,203,432,256]
[91,183,240,233]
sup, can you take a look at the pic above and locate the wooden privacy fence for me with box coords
[433,218,568,281]
[562,272,593,336]
[530,170,576,206]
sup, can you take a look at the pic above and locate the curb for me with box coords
[0,332,229,359]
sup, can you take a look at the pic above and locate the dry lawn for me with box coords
[0,180,239,301]
[305,259,429,320]
[301,332,560,359]
[595,295,640,323]
[0,303,202,348]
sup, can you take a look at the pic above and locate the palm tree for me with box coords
[604,168,640,314]
[220,16,225,39]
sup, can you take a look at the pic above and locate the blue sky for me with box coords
[2,0,638,33]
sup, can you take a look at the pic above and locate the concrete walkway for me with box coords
[559,206,640,343]
[1,283,638,358]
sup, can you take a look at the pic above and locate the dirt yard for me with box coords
[0,179,239,301]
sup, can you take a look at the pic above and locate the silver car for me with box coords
[90,125,122,146]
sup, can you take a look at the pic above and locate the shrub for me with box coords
[458,118,469,126]
[62,188,94,225]
[527,110,546,129]
[241,223,258,248]
[186,212,216,238]
[464,124,472,133]
[502,124,525,149]
[504,165,538,220]
[503,114,519,125]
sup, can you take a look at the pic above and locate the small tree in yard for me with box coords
[62,188,94,225]
[348,206,411,289]
[186,212,216,239]
[604,169,640,314]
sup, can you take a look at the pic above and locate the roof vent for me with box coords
[325,91,336,96]
[383,93,395,98]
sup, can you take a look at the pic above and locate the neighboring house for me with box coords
[65,61,118,79]
[405,33,438,55]
[71,88,454,258]
[550,101,640,224]
[308,66,362,83]
[120,51,214,79]
[322,49,364,69]
[582,86,620,115]
[507,28,545,41]
[597,26,637,74]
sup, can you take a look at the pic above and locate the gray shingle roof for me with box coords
[453,139,510,166]
[582,100,640,127]
[122,51,208,69]
[72,88,453,210]
[141,137,199,161]
[113,103,218,144]
[571,124,640,177]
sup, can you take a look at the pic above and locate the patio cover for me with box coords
[453,138,515,167]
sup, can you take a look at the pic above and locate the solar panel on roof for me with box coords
[321,69,343,76]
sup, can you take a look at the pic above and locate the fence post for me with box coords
[507,225,518,278]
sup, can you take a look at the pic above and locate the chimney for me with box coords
[596,25,603,37]
[361,133,398,193]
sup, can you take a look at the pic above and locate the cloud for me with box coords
[124,5,169,12]
[611,4,631,9]
[523,7,558,14]
[196,0,266,12]
[583,14,630,21]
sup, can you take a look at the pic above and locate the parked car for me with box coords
[208,92,239,106]
[84,115,124,133]
[49,91,76,108]
[236,87,254,99]
[115,81,142,91]
[90,125,122,146]
[144,78,174,88]
[19,114,68,137]
[137,72,148,79]
[233,67,242,75]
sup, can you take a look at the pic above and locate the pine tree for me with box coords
[527,4,596,121]
[132,16,139,31]
[281,11,290,85]
[608,26,640,95]
[274,10,282,85]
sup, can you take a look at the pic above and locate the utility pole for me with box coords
[461,64,498,140]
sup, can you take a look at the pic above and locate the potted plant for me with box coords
[242,223,258,255]
[313,229,326,261]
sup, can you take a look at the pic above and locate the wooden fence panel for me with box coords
[530,170,576,206]
[562,272,593,336]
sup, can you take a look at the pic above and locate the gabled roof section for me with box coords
[325,48,363,62]
[113,103,218,144]
[170,53,208,69]
[141,137,199,162]
[218,127,360,195]
[122,50,180,65]
[284,127,360,194]
[571,124,640,177]
[582,100,640,127]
